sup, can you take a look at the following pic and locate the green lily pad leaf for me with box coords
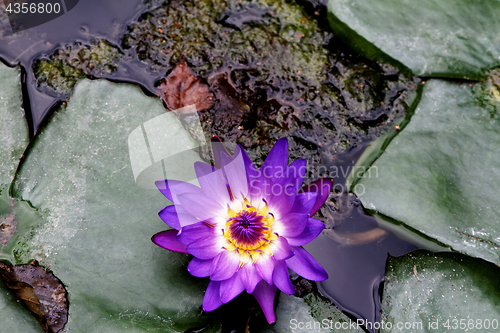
[0,187,46,263]
[11,79,211,332]
[0,63,47,332]
[327,0,500,79]
[352,79,500,264]
[0,63,29,186]
[381,250,500,332]
[266,292,364,332]
[8,77,347,331]
[0,63,39,258]
[0,281,43,333]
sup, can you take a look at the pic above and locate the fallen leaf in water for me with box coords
[0,213,17,246]
[0,261,68,333]
[157,57,214,114]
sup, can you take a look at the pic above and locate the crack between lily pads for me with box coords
[457,231,500,248]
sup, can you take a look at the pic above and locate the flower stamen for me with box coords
[225,198,274,252]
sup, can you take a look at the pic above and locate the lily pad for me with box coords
[381,250,500,332]
[11,79,209,332]
[266,292,364,332]
[8,77,356,331]
[0,63,29,186]
[327,0,500,79]
[352,79,500,264]
[0,63,50,332]
[0,281,43,333]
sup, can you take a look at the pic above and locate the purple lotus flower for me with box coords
[152,137,332,324]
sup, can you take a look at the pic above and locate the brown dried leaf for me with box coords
[157,57,214,114]
[0,261,69,333]
[0,213,17,246]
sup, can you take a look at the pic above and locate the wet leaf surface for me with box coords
[353,78,500,264]
[0,1,435,331]
[0,186,47,266]
[327,0,500,79]
[12,79,207,332]
[0,64,29,187]
[266,291,365,333]
[381,250,500,332]
[7,77,366,332]
[0,211,17,247]
[0,261,68,333]
[157,57,214,113]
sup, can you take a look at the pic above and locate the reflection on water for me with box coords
[305,145,417,333]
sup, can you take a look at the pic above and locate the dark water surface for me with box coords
[0,1,419,332]
[304,144,417,333]
[0,0,160,136]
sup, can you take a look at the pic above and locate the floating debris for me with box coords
[157,57,214,113]
[0,261,69,333]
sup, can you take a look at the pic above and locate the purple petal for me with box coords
[248,172,273,203]
[211,135,232,169]
[220,151,234,171]
[272,260,294,294]
[260,138,288,183]
[203,280,223,312]
[254,253,276,284]
[238,146,266,203]
[152,230,189,254]
[176,192,223,222]
[237,145,259,181]
[155,179,201,204]
[186,236,223,259]
[271,236,293,260]
[195,162,230,203]
[286,158,307,190]
[223,150,249,200]
[210,250,240,281]
[268,177,297,216]
[300,178,333,216]
[194,160,215,174]
[252,281,277,324]
[171,205,202,227]
[220,272,246,303]
[158,205,181,230]
[286,218,325,246]
[187,257,213,277]
[272,213,308,238]
[178,222,215,246]
[240,263,261,293]
[286,246,328,281]
[290,192,318,215]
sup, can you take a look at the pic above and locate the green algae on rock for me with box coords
[121,0,418,180]
[33,39,123,95]
[31,0,418,182]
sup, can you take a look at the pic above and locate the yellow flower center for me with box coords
[223,198,277,263]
